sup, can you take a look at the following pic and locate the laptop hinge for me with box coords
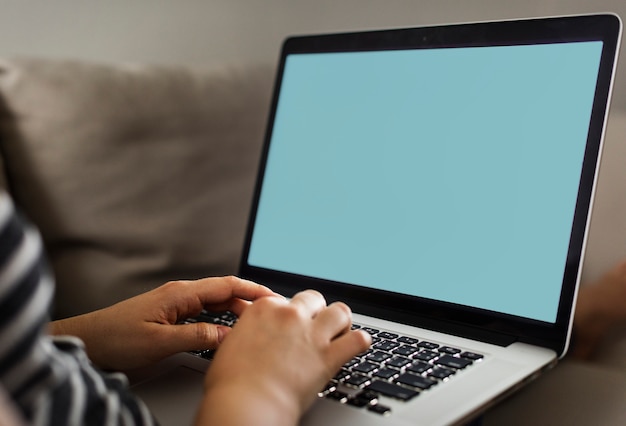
[349,301,518,347]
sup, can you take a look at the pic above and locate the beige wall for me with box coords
[0,1,624,109]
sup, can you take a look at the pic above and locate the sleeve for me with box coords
[0,191,157,426]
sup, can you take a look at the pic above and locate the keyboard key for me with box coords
[406,361,430,374]
[461,351,484,361]
[377,331,399,339]
[396,373,437,390]
[374,368,399,380]
[374,340,401,351]
[368,404,392,415]
[397,336,419,345]
[327,390,349,403]
[436,355,472,370]
[429,366,455,379]
[413,350,439,361]
[386,356,412,369]
[361,327,380,335]
[417,341,440,350]
[355,390,379,404]
[347,390,379,407]
[366,380,419,401]
[365,351,392,363]
[438,346,462,355]
[353,361,378,374]
[393,345,419,356]
[345,373,371,387]
[346,397,370,407]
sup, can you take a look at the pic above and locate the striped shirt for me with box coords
[0,192,156,426]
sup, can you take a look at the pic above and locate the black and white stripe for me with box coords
[0,192,155,426]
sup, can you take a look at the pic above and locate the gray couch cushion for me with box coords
[0,57,272,318]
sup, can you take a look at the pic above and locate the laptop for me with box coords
[132,13,622,426]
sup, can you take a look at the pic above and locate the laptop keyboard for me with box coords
[187,311,484,417]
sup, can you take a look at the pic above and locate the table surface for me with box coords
[482,359,626,425]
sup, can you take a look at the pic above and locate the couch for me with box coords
[0,57,273,319]
[1,55,625,375]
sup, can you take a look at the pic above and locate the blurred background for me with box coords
[0,0,624,108]
[1,0,625,283]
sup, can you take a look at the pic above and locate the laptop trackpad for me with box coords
[132,366,205,426]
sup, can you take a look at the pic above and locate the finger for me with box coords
[166,276,275,313]
[158,322,232,354]
[202,276,276,302]
[206,290,287,317]
[313,302,353,339]
[289,290,327,318]
[326,330,372,371]
[220,298,252,317]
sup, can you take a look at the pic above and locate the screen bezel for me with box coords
[239,14,622,354]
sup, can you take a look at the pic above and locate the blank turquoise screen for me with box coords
[248,42,603,323]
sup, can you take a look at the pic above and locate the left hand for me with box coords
[49,276,276,371]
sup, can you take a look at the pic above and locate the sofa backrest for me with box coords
[0,58,273,318]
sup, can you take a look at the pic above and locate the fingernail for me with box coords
[217,325,230,343]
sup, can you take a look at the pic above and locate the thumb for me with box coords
[162,323,232,354]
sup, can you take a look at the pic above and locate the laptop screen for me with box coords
[247,41,603,323]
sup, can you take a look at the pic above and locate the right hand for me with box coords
[195,290,372,426]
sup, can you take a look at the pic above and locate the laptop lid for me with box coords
[239,14,622,356]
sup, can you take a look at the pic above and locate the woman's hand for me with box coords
[196,290,372,426]
[49,276,276,371]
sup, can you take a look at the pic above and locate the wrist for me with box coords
[199,378,301,426]
[49,315,86,337]
[49,312,112,368]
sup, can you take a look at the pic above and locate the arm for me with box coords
[49,276,276,371]
[196,290,372,426]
